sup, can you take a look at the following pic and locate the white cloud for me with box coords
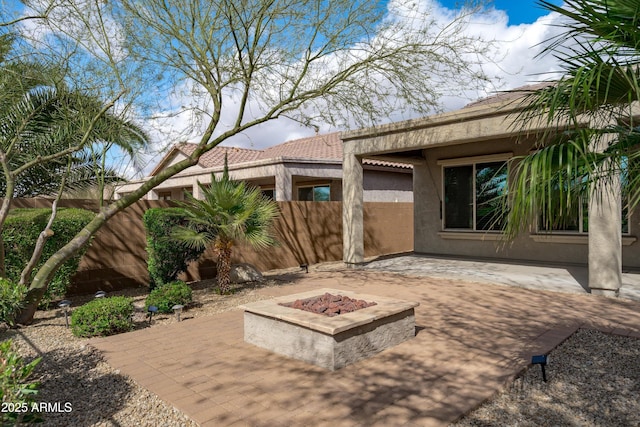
[133,0,570,176]
[400,1,569,111]
[16,0,571,177]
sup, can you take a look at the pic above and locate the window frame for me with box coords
[157,191,172,201]
[534,157,631,236]
[261,187,276,200]
[297,183,331,202]
[537,195,587,234]
[438,153,512,233]
[536,194,631,236]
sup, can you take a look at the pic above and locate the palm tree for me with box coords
[503,0,640,237]
[0,33,148,279]
[173,165,279,294]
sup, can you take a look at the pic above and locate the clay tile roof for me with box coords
[172,132,411,170]
[260,132,343,161]
[176,143,262,168]
[463,82,555,109]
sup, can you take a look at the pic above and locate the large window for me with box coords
[538,194,586,233]
[441,156,509,231]
[539,155,630,234]
[298,185,330,201]
[539,195,629,234]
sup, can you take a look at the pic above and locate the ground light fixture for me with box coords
[147,305,158,325]
[532,354,549,382]
[94,290,106,298]
[172,305,184,322]
[58,300,71,328]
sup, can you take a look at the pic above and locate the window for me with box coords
[298,185,330,201]
[538,156,629,234]
[538,194,586,233]
[440,155,509,231]
[158,191,172,201]
[539,194,629,234]
[261,189,276,200]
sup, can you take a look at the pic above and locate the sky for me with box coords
[8,0,569,177]
[449,0,557,25]
[171,0,568,145]
[143,0,568,175]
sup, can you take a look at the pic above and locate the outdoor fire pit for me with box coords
[240,288,419,370]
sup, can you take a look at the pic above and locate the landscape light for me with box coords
[94,291,106,298]
[58,300,72,328]
[171,304,184,322]
[147,305,158,325]
[531,354,549,382]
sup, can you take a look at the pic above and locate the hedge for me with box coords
[0,277,27,326]
[70,296,134,337]
[143,207,205,289]
[145,280,192,313]
[3,208,94,306]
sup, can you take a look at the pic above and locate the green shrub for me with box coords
[143,208,205,289]
[3,208,94,307]
[145,281,192,314]
[0,278,27,326]
[71,296,134,338]
[0,339,42,425]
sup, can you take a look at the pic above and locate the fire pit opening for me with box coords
[279,292,377,317]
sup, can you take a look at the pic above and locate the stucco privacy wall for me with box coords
[8,199,412,295]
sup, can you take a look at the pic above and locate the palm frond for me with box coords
[170,225,215,251]
[502,133,601,238]
[505,0,640,241]
[173,172,279,255]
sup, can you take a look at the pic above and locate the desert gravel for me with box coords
[2,272,639,427]
[453,328,640,427]
[1,277,296,427]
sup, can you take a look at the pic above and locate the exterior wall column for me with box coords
[275,165,292,201]
[588,137,622,296]
[412,159,430,253]
[343,148,364,265]
[192,179,203,200]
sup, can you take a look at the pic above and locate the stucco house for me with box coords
[341,88,639,297]
[115,132,412,202]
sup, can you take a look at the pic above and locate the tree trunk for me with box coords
[16,286,47,325]
[0,178,16,278]
[20,199,59,286]
[215,240,233,294]
[15,216,98,325]
[14,149,209,325]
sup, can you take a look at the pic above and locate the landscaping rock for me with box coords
[280,292,377,317]
[230,263,264,283]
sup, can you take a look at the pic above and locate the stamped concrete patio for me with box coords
[89,266,640,426]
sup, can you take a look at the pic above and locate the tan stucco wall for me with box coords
[8,199,412,295]
[363,169,413,202]
[117,160,412,202]
[413,138,640,268]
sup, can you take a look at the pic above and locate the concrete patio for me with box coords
[361,254,640,301]
[89,266,640,426]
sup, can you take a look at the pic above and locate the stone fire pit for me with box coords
[240,288,419,370]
